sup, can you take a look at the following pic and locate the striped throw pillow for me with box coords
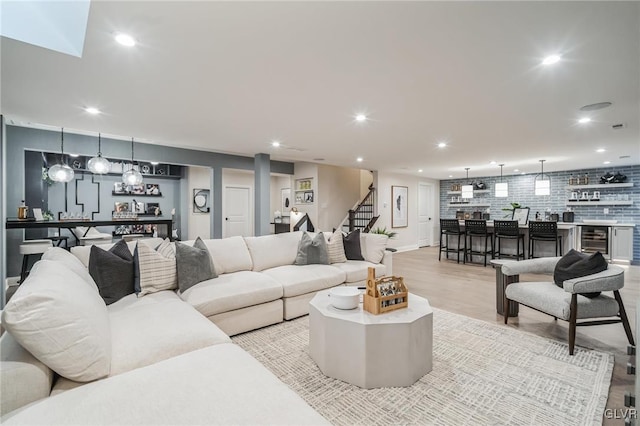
[135,239,177,297]
[326,229,347,264]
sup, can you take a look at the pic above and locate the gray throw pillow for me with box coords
[294,232,329,265]
[176,237,217,293]
[88,239,134,305]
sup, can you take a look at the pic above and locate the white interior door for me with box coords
[224,186,251,237]
[418,183,434,247]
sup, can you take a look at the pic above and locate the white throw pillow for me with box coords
[2,260,112,382]
[136,239,178,297]
[360,233,389,264]
[325,229,347,264]
[42,247,98,291]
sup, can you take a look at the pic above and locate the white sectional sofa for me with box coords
[0,231,392,424]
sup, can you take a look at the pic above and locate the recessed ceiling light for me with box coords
[418,169,423,173]
[514,169,519,172]
[437,142,447,148]
[578,117,591,124]
[596,148,606,153]
[355,114,367,122]
[521,172,525,175]
[115,33,136,47]
[271,141,280,147]
[542,54,561,65]
[603,161,611,165]
[68,153,79,158]
[489,161,497,165]
[356,157,363,162]
[84,107,100,115]
[150,161,159,165]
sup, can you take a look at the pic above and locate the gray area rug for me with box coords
[232,308,613,425]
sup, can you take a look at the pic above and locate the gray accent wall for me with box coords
[3,125,294,286]
[254,153,271,236]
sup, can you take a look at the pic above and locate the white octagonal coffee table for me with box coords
[309,289,433,389]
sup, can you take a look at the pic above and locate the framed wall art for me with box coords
[391,185,408,228]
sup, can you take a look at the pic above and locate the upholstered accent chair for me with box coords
[500,257,634,355]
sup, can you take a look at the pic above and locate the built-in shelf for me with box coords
[447,189,490,195]
[566,201,633,206]
[447,203,491,208]
[112,192,163,197]
[565,183,633,190]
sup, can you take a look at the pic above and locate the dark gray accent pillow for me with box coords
[176,237,217,293]
[88,239,135,305]
[553,249,607,298]
[294,232,329,265]
[343,229,365,261]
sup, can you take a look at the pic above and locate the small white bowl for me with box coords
[328,287,360,310]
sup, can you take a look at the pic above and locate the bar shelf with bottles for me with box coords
[566,172,634,206]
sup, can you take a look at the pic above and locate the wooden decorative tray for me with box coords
[363,267,408,315]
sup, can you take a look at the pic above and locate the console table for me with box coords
[5,218,174,242]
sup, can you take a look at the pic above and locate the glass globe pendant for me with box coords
[87,133,111,174]
[48,127,75,183]
[122,137,143,185]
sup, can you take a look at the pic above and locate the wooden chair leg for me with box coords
[614,290,635,346]
[569,294,578,355]
[439,233,443,261]
[483,235,488,267]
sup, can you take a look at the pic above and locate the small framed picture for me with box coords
[146,203,161,215]
[114,225,131,235]
[132,201,145,213]
[114,202,129,213]
[129,184,145,195]
[144,224,157,234]
[113,182,128,194]
[131,224,145,234]
[304,191,314,203]
[146,184,160,195]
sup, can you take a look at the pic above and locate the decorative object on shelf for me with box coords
[456,210,465,220]
[17,200,28,219]
[473,181,486,190]
[114,225,131,235]
[391,185,408,228]
[577,173,590,185]
[363,267,408,315]
[71,159,83,169]
[281,188,290,214]
[451,183,461,192]
[122,137,143,185]
[114,202,129,213]
[132,200,145,214]
[129,184,145,195]
[461,168,473,199]
[495,164,508,197]
[146,184,160,195]
[141,164,151,174]
[48,127,75,183]
[304,191,314,203]
[87,133,111,174]
[146,203,161,215]
[612,172,627,183]
[579,191,589,201]
[534,159,550,196]
[193,188,210,213]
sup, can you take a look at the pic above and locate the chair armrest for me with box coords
[500,257,561,276]
[381,250,393,276]
[563,265,625,294]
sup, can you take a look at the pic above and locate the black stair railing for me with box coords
[348,184,378,232]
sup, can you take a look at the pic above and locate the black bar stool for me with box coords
[529,221,563,258]
[439,219,466,264]
[464,219,494,267]
[493,220,525,261]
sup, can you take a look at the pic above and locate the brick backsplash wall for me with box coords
[439,165,640,263]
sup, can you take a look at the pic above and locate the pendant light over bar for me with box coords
[47,127,75,183]
[122,137,143,185]
[461,167,473,199]
[534,159,550,196]
[87,133,111,174]
[495,164,508,197]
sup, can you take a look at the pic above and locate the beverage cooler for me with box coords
[579,225,611,260]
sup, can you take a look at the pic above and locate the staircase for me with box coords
[342,184,379,233]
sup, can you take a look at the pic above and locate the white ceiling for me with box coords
[2,1,639,180]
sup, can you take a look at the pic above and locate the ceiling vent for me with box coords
[580,102,612,111]
[612,123,626,130]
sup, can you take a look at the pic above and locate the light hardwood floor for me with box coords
[393,247,639,425]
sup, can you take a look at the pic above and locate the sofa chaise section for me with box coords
[2,344,329,426]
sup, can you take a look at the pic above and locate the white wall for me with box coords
[374,171,440,251]
[187,166,211,240]
[222,169,255,236]
[270,175,291,220]
[318,164,361,231]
